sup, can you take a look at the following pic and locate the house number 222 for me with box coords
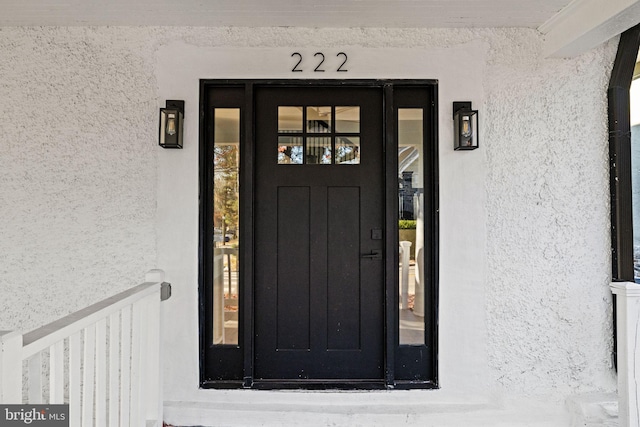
[291,52,349,72]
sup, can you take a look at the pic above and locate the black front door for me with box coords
[254,86,385,381]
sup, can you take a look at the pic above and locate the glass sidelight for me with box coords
[213,108,240,346]
[397,108,425,346]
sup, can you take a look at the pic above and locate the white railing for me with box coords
[610,281,640,427]
[0,270,170,427]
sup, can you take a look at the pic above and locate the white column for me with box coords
[400,241,412,310]
[610,281,640,427]
[213,253,225,344]
[413,247,425,317]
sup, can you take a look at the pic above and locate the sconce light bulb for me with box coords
[166,113,177,136]
[461,116,472,138]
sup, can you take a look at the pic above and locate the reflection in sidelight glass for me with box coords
[307,106,332,133]
[213,108,240,345]
[336,136,360,164]
[398,109,425,345]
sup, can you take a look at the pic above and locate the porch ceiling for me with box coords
[1,0,568,28]
[2,0,640,57]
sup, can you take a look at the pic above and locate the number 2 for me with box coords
[291,52,303,72]
[314,53,325,72]
[337,52,348,72]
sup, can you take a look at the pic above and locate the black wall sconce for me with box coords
[159,100,184,149]
[453,102,479,150]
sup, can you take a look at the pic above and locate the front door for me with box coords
[254,86,385,381]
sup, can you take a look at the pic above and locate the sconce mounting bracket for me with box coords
[453,101,472,119]
[166,100,185,117]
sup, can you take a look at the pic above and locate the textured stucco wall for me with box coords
[0,26,619,407]
[483,31,617,398]
[0,28,161,330]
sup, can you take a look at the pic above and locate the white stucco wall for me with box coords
[0,26,618,419]
[484,33,616,398]
[0,28,159,330]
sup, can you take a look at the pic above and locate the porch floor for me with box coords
[163,392,586,427]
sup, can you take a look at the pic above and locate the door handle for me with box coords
[361,249,382,259]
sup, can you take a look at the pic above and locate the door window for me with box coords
[277,105,361,165]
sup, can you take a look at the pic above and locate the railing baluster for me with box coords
[95,318,107,427]
[27,352,42,403]
[129,299,143,427]
[82,325,96,427]
[69,332,82,427]
[49,340,64,403]
[145,294,162,423]
[109,312,120,426]
[120,306,132,427]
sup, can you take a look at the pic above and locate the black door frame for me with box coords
[199,79,439,389]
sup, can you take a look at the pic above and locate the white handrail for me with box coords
[0,270,169,427]
[22,282,159,358]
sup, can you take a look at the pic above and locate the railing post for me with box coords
[0,331,23,404]
[610,282,640,427]
[144,269,165,426]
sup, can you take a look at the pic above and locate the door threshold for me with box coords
[250,379,387,390]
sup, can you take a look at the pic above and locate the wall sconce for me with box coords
[159,100,184,149]
[453,102,478,151]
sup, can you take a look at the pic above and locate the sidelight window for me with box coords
[213,108,240,346]
[397,108,426,346]
[632,65,640,281]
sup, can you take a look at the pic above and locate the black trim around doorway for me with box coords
[609,24,640,282]
[199,80,439,389]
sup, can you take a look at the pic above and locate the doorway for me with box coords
[200,80,438,389]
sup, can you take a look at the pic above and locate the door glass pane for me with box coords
[213,108,240,346]
[278,136,303,164]
[632,66,640,281]
[336,136,360,164]
[307,106,332,133]
[335,106,360,133]
[307,137,332,164]
[398,108,425,345]
[278,106,303,133]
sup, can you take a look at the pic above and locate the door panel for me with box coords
[254,86,384,380]
[327,186,360,350]
[276,186,310,350]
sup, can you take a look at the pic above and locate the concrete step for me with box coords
[164,392,574,427]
